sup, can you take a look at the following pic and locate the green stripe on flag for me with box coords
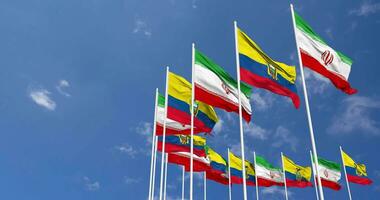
[318,157,341,172]
[195,49,252,98]
[158,93,165,107]
[295,12,353,66]
[256,155,281,171]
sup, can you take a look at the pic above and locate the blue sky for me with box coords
[0,0,379,199]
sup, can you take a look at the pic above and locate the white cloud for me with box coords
[191,0,198,8]
[56,79,71,97]
[124,177,141,184]
[244,123,269,140]
[114,143,138,158]
[303,68,330,94]
[136,122,153,143]
[271,126,298,152]
[133,19,152,37]
[83,176,100,191]
[328,96,380,135]
[251,90,276,111]
[261,187,293,198]
[350,1,380,16]
[325,28,333,40]
[213,119,224,134]
[29,88,56,111]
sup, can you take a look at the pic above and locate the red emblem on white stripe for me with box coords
[321,50,334,66]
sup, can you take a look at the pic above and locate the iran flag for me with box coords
[255,155,284,187]
[293,11,357,94]
[194,49,252,122]
[315,157,342,190]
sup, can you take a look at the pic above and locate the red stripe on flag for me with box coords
[286,179,313,188]
[347,174,373,185]
[167,153,210,172]
[167,107,212,133]
[315,177,341,190]
[300,49,357,95]
[257,178,284,187]
[156,141,206,157]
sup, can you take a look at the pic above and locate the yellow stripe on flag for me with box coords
[207,148,226,166]
[237,28,296,83]
[283,155,311,181]
[229,152,255,176]
[342,150,368,176]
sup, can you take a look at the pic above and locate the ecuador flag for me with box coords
[157,135,206,157]
[342,150,373,185]
[229,151,255,185]
[237,27,300,108]
[282,155,312,188]
[168,72,218,134]
[206,147,229,185]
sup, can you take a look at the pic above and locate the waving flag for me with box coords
[342,150,373,185]
[168,151,210,172]
[282,155,312,188]
[194,49,253,122]
[255,155,284,187]
[293,12,357,94]
[229,152,255,185]
[314,157,342,190]
[157,135,206,157]
[168,72,218,133]
[237,27,300,108]
[206,147,229,185]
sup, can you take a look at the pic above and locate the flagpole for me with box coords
[253,151,259,200]
[310,150,320,200]
[148,88,159,200]
[228,148,232,200]
[152,136,158,200]
[190,43,195,200]
[234,20,248,200]
[181,166,185,200]
[290,4,324,200]
[164,153,168,200]
[159,67,170,200]
[281,152,288,200]
[340,146,353,200]
[204,172,207,200]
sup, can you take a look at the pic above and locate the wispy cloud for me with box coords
[136,122,153,143]
[303,68,330,94]
[349,1,380,16]
[328,96,380,136]
[114,143,138,158]
[250,90,276,111]
[191,0,198,9]
[83,176,100,191]
[29,88,56,111]
[56,79,71,97]
[133,19,152,37]
[244,123,269,140]
[324,28,333,40]
[271,126,299,152]
[124,176,141,184]
[261,187,293,198]
[213,119,224,134]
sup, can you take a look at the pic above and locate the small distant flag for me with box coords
[237,27,300,108]
[255,155,284,187]
[314,157,342,190]
[282,154,313,188]
[341,150,373,185]
[206,147,229,185]
[167,72,219,133]
[157,135,206,157]
[194,49,253,122]
[293,12,357,94]
[229,152,256,186]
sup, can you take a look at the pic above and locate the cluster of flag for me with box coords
[148,4,370,200]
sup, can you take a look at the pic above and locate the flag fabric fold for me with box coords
[342,150,373,185]
[237,27,300,108]
[283,155,313,188]
[194,49,253,122]
[294,12,357,94]
[168,72,219,134]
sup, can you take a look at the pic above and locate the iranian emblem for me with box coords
[179,135,189,145]
[321,50,334,65]
[324,169,329,178]
[267,63,278,80]
[295,168,302,181]
[222,83,231,95]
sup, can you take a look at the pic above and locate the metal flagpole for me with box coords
[281,152,289,200]
[182,166,185,200]
[204,172,207,200]
[190,43,195,200]
[290,4,325,200]
[159,67,170,200]
[340,146,353,200]
[152,136,158,200]
[233,20,248,200]
[310,150,320,200]
[164,153,168,200]
[253,152,259,200]
[148,89,159,200]
[228,148,232,200]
